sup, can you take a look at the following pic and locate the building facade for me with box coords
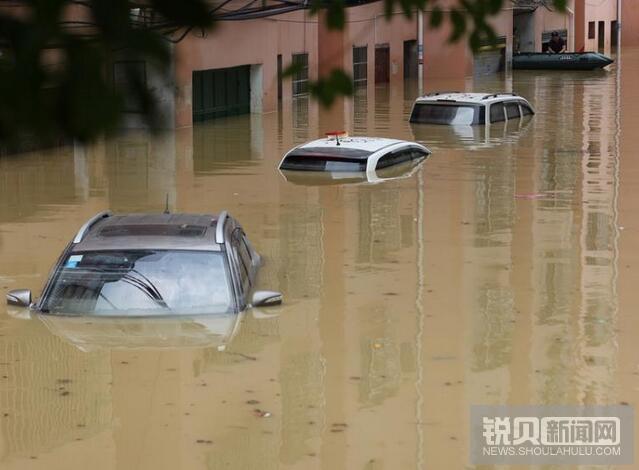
[131,0,637,129]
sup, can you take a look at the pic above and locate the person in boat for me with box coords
[547,31,566,54]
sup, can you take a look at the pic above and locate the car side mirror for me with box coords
[251,290,282,307]
[6,289,32,307]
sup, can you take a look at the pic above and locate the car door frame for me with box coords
[224,219,260,310]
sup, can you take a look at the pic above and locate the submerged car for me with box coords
[278,133,430,175]
[6,211,282,316]
[409,92,534,126]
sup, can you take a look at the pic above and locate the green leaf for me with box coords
[383,0,394,19]
[429,6,443,28]
[282,61,303,78]
[486,0,503,15]
[326,0,346,30]
[310,0,345,29]
[553,0,567,11]
[309,69,353,107]
[448,9,466,42]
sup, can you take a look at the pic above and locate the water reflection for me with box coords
[0,145,86,224]
[0,48,634,469]
[279,159,425,186]
[192,115,262,175]
[410,116,533,150]
[39,314,246,352]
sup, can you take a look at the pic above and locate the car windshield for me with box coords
[41,250,233,316]
[410,103,479,125]
[280,147,370,172]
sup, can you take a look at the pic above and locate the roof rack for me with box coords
[481,92,518,100]
[424,91,460,97]
[215,211,228,244]
[73,211,112,244]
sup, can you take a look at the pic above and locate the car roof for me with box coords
[414,92,529,105]
[289,136,425,160]
[296,136,414,153]
[71,213,226,252]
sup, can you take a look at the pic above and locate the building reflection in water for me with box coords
[0,145,87,224]
[192,115,263,175]
[461,68,621,411]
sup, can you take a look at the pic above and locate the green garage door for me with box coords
[192,65,250,122]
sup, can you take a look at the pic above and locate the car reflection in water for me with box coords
[279,158,427,186]
[410,115,533,151]
[6,307,274,352]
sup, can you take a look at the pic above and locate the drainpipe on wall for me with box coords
[617,0,621,50]
[418,10,424,95]
[565,6,575,52]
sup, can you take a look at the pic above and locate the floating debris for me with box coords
[253,409,271,418]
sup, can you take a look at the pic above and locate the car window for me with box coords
[376,148,427,170]
[505,102,520,120]
[410,103,479,125]
[236,233,253,278]
[490,103,505,123]
[280,147,369,172]
[520,103,534,116]
[42,250,233,315]
[232,232,251,291]
[240,233,256,264]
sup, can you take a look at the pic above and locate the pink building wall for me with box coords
[423,5,512,81]
[173,4,420,128]
[423,16,472,80]
[622,0,639,46]
[342,3,418,84]
[582,0,618,53]
[573,0,618,53]
[173,10,319,127]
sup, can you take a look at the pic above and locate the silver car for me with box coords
[6,211,282,316]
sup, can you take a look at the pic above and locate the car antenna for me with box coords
[163,194,170,214]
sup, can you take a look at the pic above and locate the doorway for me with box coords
[598,21,605,52]
[611,20,618,49]
[375,44,390,84]
[513,10,535,52]
[192,65,251,122]
[403,40,417,79]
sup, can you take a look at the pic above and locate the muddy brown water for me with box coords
[1,49,639,469]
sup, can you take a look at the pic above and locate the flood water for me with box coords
[1,48,639,469]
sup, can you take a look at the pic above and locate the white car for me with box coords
[409,92,534,126]
[278,134,431,181]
